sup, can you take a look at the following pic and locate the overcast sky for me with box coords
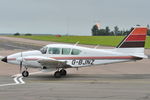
[0,0,149,35]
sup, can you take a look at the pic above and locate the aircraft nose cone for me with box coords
[1,57,7,63]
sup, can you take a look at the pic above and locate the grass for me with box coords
[11,35,150,48]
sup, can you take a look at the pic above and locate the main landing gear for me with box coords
[21,67,67,78]
[54,69,67,78]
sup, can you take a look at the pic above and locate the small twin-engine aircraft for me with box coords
[0,27,148,78]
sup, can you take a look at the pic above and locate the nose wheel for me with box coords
[22,71,29,77]
[54,69,67,78]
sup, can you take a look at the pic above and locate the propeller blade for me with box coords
[21,52,22,57]
[19,52,23,73]
[20,61,22,73]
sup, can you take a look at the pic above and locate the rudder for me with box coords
[116,27,147,48]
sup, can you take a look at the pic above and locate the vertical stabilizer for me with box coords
[116,27,147,48]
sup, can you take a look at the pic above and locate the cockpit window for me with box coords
[62,48,71,55]
[40,46,48,54]
[48,48,60,54]
[71,49,81,55]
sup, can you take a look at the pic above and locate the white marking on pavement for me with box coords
[0,83,18,87]
[13,74,24,84]
[13,76,20,84]
[19,76,25,84]
[0,71,42,87]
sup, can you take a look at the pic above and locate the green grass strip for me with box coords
[10,36,150,48]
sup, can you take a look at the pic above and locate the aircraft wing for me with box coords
[38,57,71,69]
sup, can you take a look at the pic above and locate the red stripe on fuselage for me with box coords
[7,56,138,61]
[7,58,16,60]
[52,56,135,60]
[24,58,39,60]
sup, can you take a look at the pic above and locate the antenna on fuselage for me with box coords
[74,41,79,46]
[94,45,99,49]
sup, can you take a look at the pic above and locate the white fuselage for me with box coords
[5,44,140,70]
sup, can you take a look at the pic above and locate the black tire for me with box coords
[22,71,29,77]
[60,69,67,76]
[54,71,61,78]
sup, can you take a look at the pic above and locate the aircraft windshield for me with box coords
[40,46,48,54]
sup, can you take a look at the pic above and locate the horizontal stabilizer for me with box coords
[132,54,148,59]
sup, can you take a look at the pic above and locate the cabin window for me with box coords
[48,48,60,54]
[40,46,48,54]
[62,48,71,55]
[71,49,81,55]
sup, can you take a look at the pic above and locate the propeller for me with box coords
[19,52,23,73]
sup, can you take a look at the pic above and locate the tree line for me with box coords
[14,32,32,36]
[91,24,150,36]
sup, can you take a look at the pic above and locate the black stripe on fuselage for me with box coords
[119,41,145,48]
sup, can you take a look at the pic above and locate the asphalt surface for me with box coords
[0,36,150,100]
[0,39,40,50]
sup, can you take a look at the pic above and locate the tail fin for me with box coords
[116,27,147,48]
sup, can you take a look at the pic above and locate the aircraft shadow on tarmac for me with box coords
[23,74,150,82]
